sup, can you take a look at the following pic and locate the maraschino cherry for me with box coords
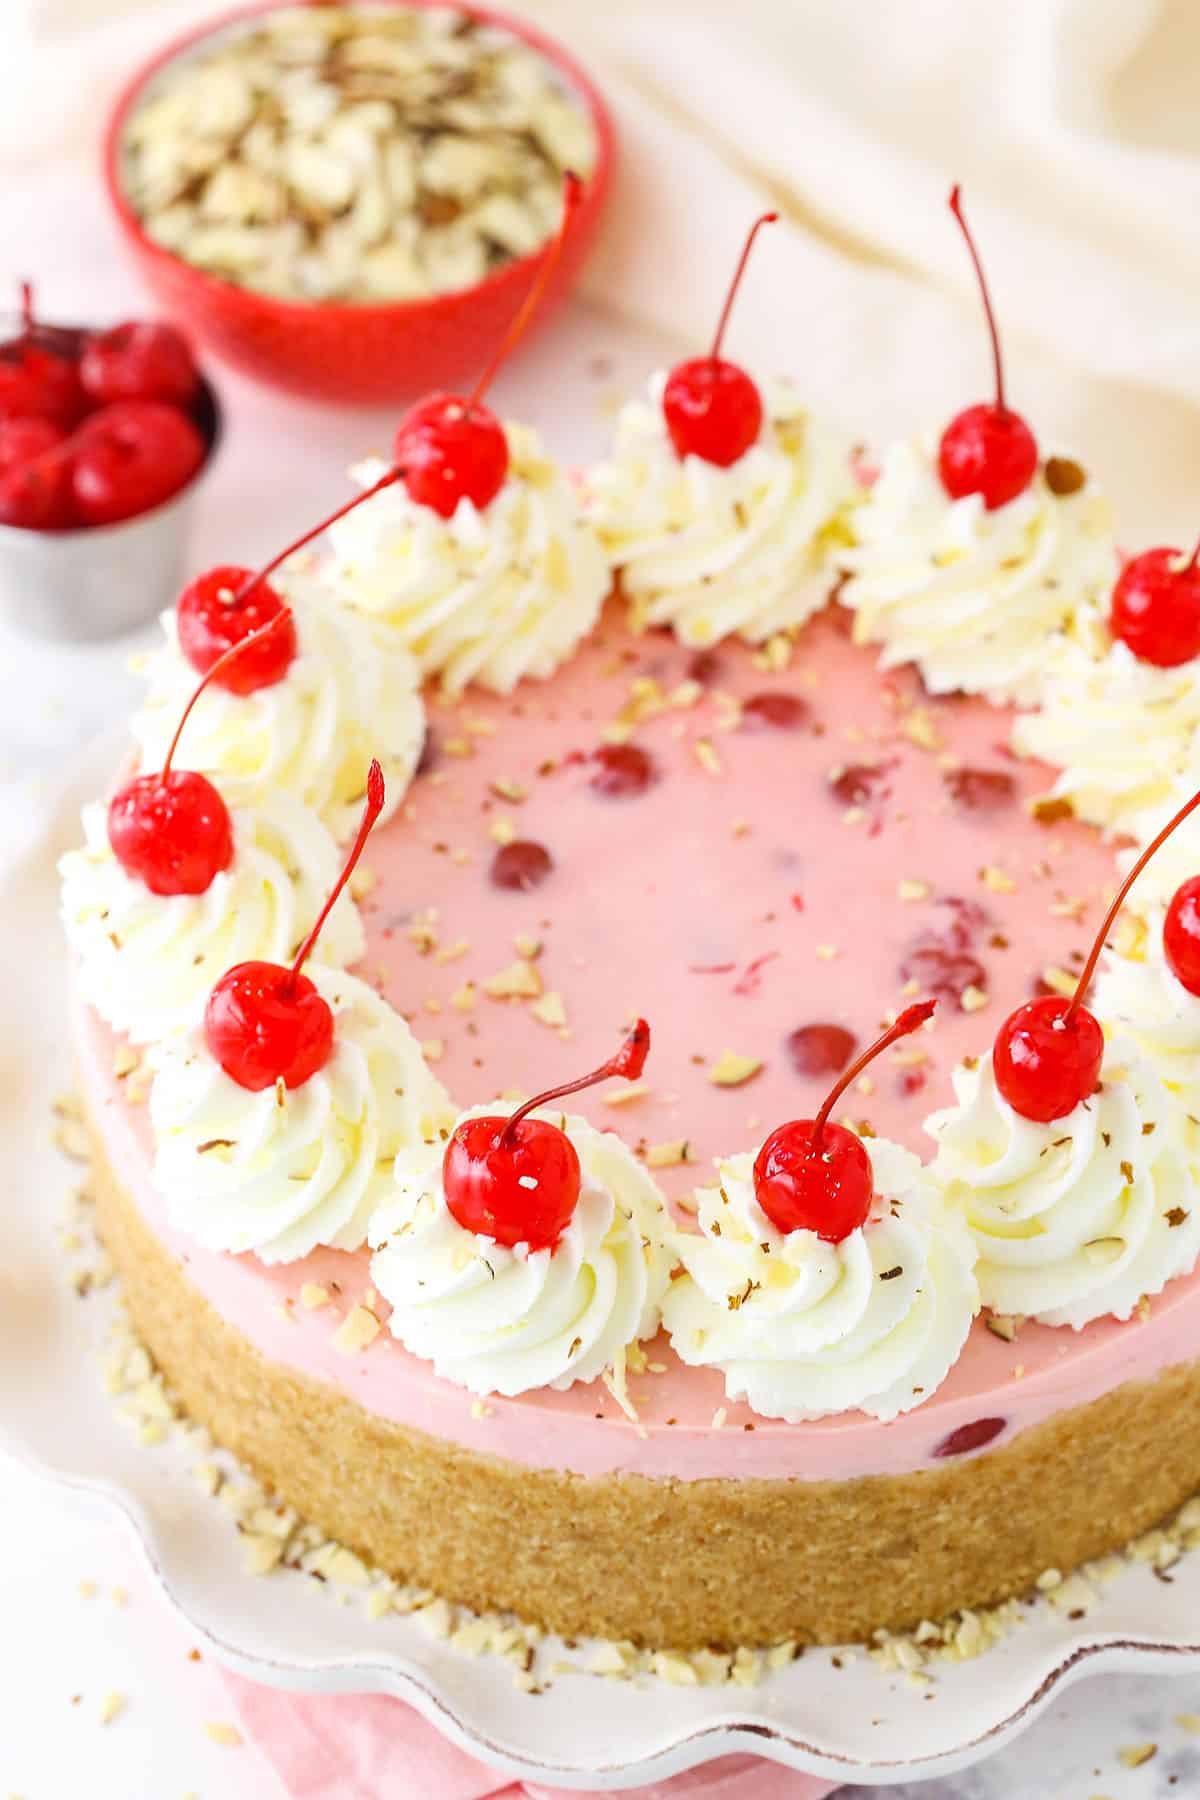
[662,210,777,468]
[0,282,86,428]
[1110,537,1200,669]
[0,416,71,528]
[174,465,407,693]
[442,1019,651,1251]
[80,321,198,409]
[106,610,291,897]
[71,399,206,527]
[1162,872,1200,995]
[392,171,583,519]
[753,1000,936,1244]
[938,186,1037,512]
[994,781,1200,1121]
[204,759,386,1092]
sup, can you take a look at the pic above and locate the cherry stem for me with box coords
[466,169,583,413]
[710,211,778,361]
[160,608,293,780]
[287,758,385,995]
[18,281,33,336]
[1184,534,1200,576]
[227,467,405,612]
[1065,781,1200,1024]
[948,184,1007,415]
[811,1000,937,1151]
[500,1017,650,1146]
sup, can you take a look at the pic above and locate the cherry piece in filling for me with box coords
[662,211,777,468]
[107,610,291,896]
[590,743,657,797]
[937,186,1037,512]
[441,1018,651,1251]
[830,763,888,808]
[943,766,1017,811]
[203,759,385,1091]
[393,172,582,519]
[740,691,809,731]
[753,1000,936,1243]
[993,781,1200,1121]
[1109,537,1200,669]
[491,839,554,892]
[933,1417,1006,1459]
[786,1023,858,1079]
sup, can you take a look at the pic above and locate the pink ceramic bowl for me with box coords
[102,0,614,408]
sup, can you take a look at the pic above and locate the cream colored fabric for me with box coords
[8,0,1199,537]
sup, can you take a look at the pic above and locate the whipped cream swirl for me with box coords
[661,1137,979,1422]
[1094,919,1200,1110]
[60,792,364,1044]
[368,1108,674,1396]
[841,442,1117,704]
[1012,615,1200,838]
[150,969,452,1264]
[325,428,608,696]
[583,375,855,646]
[130,582,425,840]
[927,1047,1200,1328]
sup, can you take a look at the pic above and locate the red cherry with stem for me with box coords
[106,610,291,896]
[753,1000,937,1243]
[1110,538,1200,668]
[71,400,206,527]
[994,781,1200,1121]
[442,1019,651,1251]
[0,282,86,427]
[174,464,404,693]
[81,321,199,409]
[937,186,1037,511]
[393,172,583,519]
[0,416,72,529]
[176,567,295,694]
[662,211,777,468]
[1163,875,1200,996]
[203,759,386,1091]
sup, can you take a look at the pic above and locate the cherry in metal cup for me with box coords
[0,373,221,644]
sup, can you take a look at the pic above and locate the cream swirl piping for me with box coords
[325,428,609,696]
[661,1138,979,1422]
[1012,614,1200,839]
[583,375,856,646]
[130,582,425,841]
[368,1108,674,1397]
[1093,917,1200,1109]
[926,1047,1200,1328]
[59,792,364,1044]
[150,968,453,1264]
[841,442,1117,705]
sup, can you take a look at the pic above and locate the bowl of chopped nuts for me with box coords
[102,0,613,405]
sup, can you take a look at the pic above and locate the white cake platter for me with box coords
[3,746,1200,1793]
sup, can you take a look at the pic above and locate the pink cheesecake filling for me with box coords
[77,602,1200,1484]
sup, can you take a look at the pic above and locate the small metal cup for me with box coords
[0,375,222,644]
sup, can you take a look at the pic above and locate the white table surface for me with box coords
[3,173,1200,1800]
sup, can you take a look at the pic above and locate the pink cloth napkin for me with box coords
[221,1670,840,1800]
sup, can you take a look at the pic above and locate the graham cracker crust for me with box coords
[88,1110,1200,1650]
